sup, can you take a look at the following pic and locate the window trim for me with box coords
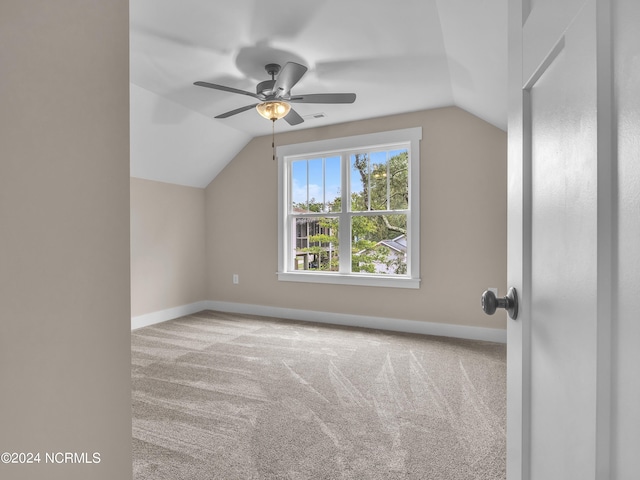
[277,127,422,289]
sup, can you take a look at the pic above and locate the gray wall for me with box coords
[130,178,207,318]
[129,107,507,333]
[0,2,131,479]
[205,107,508,330]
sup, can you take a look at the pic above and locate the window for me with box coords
[277,127,421,288]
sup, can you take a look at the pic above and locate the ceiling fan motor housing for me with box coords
[256,79,276,97]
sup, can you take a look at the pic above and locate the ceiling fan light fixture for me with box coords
[256,101,291,121]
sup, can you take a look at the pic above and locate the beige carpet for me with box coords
[132,310,506,479]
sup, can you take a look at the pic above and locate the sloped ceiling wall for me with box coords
[130,0,507,187]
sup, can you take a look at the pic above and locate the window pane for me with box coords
[350,153,368,212]
[291,157,342,213]
[307,158,323,211]
[325,156,341,212]
[292,217,339,271]
[370,151,389,211]
[291,160,308,211]
[350,150,408,212]
[388,149,409,210]
[351,214,407,275]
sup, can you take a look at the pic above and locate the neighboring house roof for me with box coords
[377,235,407,254]
[357,234,407,255]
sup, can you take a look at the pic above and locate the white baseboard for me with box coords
[132,301,506,343]
[203,301,507,344]
[131,301,210,330]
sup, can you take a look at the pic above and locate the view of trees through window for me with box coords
[291,148,409,275]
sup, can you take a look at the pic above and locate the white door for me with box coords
[506,0,614,479]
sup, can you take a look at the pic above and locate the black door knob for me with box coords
[481,287,519,320]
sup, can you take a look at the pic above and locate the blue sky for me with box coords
[291,149,406,208]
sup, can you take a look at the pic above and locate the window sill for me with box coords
[277,272,421,289]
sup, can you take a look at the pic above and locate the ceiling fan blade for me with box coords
[194,81,261,99]
[215,103,259,119]
[283,108,304,126]
[273,62,307,97]
[289,93,356,104]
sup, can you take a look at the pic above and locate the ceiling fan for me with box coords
[194,62,356,125]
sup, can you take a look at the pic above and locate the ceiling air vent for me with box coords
[302,112,327,120]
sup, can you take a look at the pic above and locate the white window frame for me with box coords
[277,127,422,289]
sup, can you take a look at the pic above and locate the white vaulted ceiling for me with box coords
[130,0,507,187]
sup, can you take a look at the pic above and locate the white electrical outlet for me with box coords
[233,274,239,284]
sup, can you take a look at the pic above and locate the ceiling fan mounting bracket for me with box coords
[264,63,281,78]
